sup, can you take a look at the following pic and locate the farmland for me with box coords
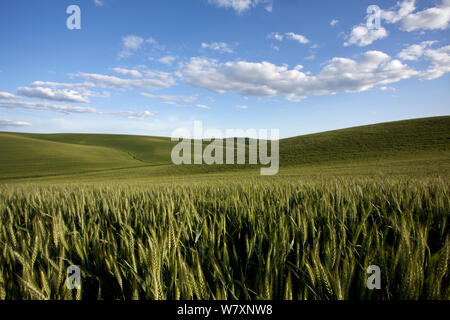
[0,116,449,299]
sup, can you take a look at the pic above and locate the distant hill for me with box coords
[1,116,449,181]
[280,116,450,165]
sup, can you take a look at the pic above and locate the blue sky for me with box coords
[0,0,449,138]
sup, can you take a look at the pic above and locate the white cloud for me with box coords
[201,42,234,53]
[118,36,165,58]
[264,1,273,12]
[420,45,450,80]
[0,92,15,99]
[343,0,449,47]
[0,100,100,114]
[0,100,157,119]
[330,19,339,27]
[194,104,210,109]
[27,82,110,100]
[401,2,450,31]
[94,0,103,7]
[113,110,157,120]
[111,67,143,78]
[74,71,175,90]
[140,93,198,104]
[162,101,182,107]
[285,32,310,44]
[381,0,416,24]
[31,81,95,88]
[119,35,145,58]
[182,51,418,101]
[396,42,450,80]
[146,37,165,51]
[344,25,388,47]
[268,32,310,44]
[82,90,111,98]
[398,41,437,60]
[208,0,273,14]
[159,56,176,65]
[236,105,248,109]
[0,119,31,127]
[381,0,450,31]
[17,87,91,103]
[123,36,144,50]
[380,86,396,91]
[268,32,284,41]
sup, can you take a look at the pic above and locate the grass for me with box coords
[1,116,449,182]
[0,116,449,300]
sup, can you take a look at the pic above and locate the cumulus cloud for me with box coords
[208,0,273,14]
[398,41,437,60]
[381,0,416,24]
[94,0,103,7]
[401,8,450,31]
[0,92,16,99]
[0,100,156,119]
[0,119,31,127]
[158,56,176,65]
[111,67,143,78]
[420,45,450,80]
[285,32,310,44]
[182,51,418,101]
[381,0,450,31]
[17,87,91,103]
[73,71,175,90]
[201,42,234,53]
[344,1,449,47]
[396,41,450,79]
[397,0,450,31]
[344,25,388,47]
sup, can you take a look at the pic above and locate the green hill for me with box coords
[0,133,142,179]
[0,116,449,182]
[280,116,450,165]
[16,133,176,164]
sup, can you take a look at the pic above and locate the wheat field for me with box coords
[0,177,448,300]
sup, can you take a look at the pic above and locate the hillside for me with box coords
[280,116,450,165]
[0,133,144,180]
[16,133,177,164]
[0,116,449,182]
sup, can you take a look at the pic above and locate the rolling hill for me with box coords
[0,116,449,182]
